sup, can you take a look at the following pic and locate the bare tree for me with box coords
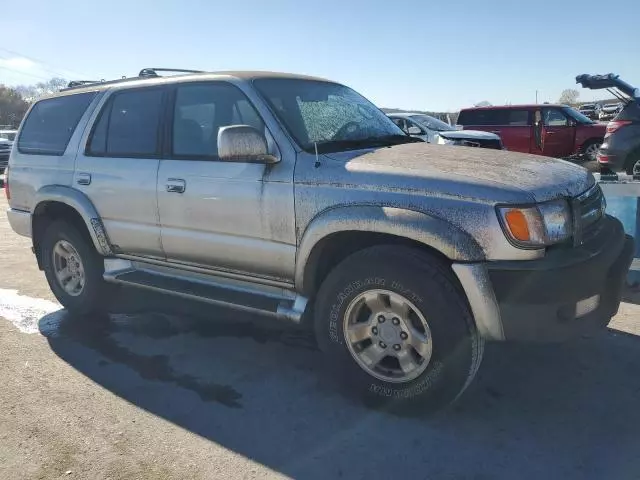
[15,77,67,103]
[558,89,580,106]
[0,85,29,128]
[474,101,492,107]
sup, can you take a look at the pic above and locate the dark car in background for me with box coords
[598,103,623,122]
[577,73,640,174]
[0,130,17,174]
[457,104,605,161]
[579,103,599,120]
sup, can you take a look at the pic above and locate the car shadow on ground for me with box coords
[39,288,640,479]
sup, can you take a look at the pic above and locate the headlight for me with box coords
[497,199,572,248]
[436,136,462,146]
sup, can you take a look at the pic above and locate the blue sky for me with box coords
[1,0,637,111]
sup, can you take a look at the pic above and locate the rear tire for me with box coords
[41,220,113,314]
[314,245,484,412]
[624,152,640,176]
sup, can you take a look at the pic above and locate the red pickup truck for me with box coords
[457,104,606,161]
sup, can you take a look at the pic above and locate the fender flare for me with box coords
[295,205,484,293]
[33,185,113,256]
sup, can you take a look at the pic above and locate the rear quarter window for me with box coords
[18,92,97,155]
[457,109,505,126]
[457,108,530,126]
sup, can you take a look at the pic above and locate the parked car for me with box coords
[577,73,640,174]
[6,68,633,411]
[388,113,503,149]
[456,104,606,161]
[579,103,599,120]
[598,103,622,122]
[0,129,17,174]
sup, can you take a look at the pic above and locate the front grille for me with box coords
[573,184,606,246]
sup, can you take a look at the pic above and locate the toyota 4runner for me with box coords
[6,68,634,410]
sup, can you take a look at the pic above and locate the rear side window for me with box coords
[457,109,530,126]
[88,88,164,157]
[457,109,505,126]
[18,92,97,155]
[505,110,530,126]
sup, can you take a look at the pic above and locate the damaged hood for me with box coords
[325,142,593,203]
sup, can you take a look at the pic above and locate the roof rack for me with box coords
[62,68,205,92]
[138,68,205,78]
[63,76,129,91]
[67,80,103,88]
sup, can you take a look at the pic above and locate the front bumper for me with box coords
[486,216,633,341]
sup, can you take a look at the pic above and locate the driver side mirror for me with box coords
[407,126,422,136]
[218,125,279,164]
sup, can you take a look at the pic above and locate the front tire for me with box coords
[314,246,484,412]
[41,220,112,314]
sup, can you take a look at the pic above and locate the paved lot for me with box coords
[1,196,640,480]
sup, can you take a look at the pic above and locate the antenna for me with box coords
[314,142,320,168]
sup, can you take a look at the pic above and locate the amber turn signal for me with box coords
[503,209,530,241]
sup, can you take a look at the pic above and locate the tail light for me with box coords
[606,120,632,134]
[4,167,9,200]
[597,154,610,164]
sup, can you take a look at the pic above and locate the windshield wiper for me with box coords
[313,135,421,153]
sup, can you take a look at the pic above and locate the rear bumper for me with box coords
[598,147,627,172]
[6,208,31,237]
[598,128,640,172]
[487,216,633,341]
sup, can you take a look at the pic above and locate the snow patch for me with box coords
[0,289,62,334]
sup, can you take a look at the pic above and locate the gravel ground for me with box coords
[1,196,640,480]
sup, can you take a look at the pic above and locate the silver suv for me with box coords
[6,68,634,410]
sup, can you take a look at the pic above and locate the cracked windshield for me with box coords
[0,0,639,478]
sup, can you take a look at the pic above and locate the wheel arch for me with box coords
[295,205,485,296]
[32,186,113,267]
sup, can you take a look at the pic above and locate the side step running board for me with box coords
[103,261,307,323]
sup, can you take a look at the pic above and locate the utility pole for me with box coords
[535,90,538,104]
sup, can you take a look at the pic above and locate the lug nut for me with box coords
[372,327,378,335]
[377,315,386,323]
[393,344,401,351]
[400,332,408,340]
[379,341,387,348]
[392,317,400,325]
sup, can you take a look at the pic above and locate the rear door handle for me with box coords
[166,178,186,193]
[76,172,91,185]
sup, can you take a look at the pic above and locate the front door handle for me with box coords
[166,178,186,193]
[77,173,91,185]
